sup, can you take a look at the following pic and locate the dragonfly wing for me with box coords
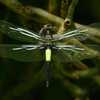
[9,27,45,42]
[0,44,43,62]
[75,23,100,42]
[0,20,44,43]
[52,43,98,63]
[55,44,84,59]
[53,29,89,42]
[55,45,84,50]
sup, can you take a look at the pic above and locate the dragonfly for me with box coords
[0,20,89,87]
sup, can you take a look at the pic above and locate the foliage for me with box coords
[0,0,100,100]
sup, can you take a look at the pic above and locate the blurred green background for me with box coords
[0,0,100,100]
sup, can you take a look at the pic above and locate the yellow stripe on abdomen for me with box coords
[45,48,51,62]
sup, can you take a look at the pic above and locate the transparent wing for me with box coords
[54,44,84,51]
[52,47,82,63]
[53,29,89,42]
[0,44,43,62]
[75,23,100,42]
[53,44,84,60]
[0,20,45,43]
[55,22,100,42]
[9,27,45,42]
[52,43,98,64]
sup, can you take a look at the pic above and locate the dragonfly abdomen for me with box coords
[45,47,52,62]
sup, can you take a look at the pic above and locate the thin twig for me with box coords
[58,0,79,33]
[60,0,69,18]
[48,0,58,14]
[0,0,63,27]
[67,0,79,20]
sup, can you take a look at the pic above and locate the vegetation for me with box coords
[0,0,100,100]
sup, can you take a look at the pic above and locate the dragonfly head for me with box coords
[39,24,57,39]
